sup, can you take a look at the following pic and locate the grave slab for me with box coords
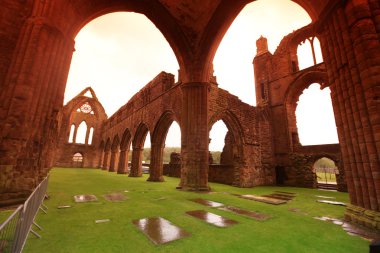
[240,194,287,205]
[316,200,347,206]
[103,192,127,202]
[186,210,238,227]
[133,217,190,245]
[219,206,271,221]
[190,198,224,207]
[73,195,98,203]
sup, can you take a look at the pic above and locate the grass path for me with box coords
[22,168,368,253]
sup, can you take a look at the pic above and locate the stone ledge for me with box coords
[345,204,380,230]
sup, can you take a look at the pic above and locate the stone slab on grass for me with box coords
[240,194,287,205]
[219,206,271,221]
[103,192,127,202]
[186,210,238,228]
[133,217,190,245]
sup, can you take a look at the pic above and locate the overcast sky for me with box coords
[65,0,338,150]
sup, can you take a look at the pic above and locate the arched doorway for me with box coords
[72,153,84,168]
[314,157,338,190]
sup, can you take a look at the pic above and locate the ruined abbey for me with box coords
[0,0,379,231]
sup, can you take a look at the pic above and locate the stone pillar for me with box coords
[102,150,110,170]
[129,148,143,177]
[0,14,75,200]
[179,82,210,191]
[148,143,165,182]
[109,150,117,172]
[319,0,380,229]
[117,149,129,174]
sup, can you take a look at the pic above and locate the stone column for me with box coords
[102,150,110,170]
[179,82,210,191]
[0,15,75,200]
[319,0,380,229]
[129,148,143,177]
[148,143,165,182]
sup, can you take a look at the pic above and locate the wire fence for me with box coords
[0,176,49,253]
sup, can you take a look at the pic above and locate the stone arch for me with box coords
[311,153,345,191]
[209,110,245,186]
[102,138,111,170]
[284,71,328,148]
[149,111,179,182]
[118,129,132,174]
[109,135,120,172]
[98,140,105,168]
[130,123,150,177]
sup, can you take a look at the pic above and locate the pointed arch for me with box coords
[75,121,88,144]
[118,129,132,174]
[130,123,150,177]
[109,135,120,172]
[102,138,111,170]
[149,111,178,182]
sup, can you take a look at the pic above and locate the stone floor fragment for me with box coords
[186,210,238,227]
[240,194,287,205]
[219,206,271,221]
[133,217,190,245]
[263,193,294,201]
[73,195,98,203]
[190,198,224,207]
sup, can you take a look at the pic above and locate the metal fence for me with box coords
[0,176,49,253]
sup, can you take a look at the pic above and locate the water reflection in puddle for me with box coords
[186,210,238,227]
[133,217,190,245]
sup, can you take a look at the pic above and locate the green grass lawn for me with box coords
[21,168,368,253]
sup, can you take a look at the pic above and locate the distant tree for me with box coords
[314,157,336,168]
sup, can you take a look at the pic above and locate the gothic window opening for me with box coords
[295,83,338,145]
[164,121,181,164]
[209,120,228,164]
[88,127,94,145]
[297,37,323,70]
[68,124,75,143]
[75,121,87,144]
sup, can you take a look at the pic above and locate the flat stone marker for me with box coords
[95,219,110,224]
[186,210,238,227]
[133,217,190,245]
[190,198,224,207]
[74,195,98,203]
[240,194,287,205]
[57,205,71,209]
[316,200,347,206]
[103,192,127,202]
[219,206,271,221]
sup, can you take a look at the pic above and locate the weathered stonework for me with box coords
[0,0,378,230]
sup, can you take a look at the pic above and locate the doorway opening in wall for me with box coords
[72,153,84,168]
[209,120,228,165]
[313,157,338,190]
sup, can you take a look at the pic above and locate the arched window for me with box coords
[297,37,323,70]
[75,121,87,144]
[164,121,181,163]
[88,127,94,145]
[68,124,75,143]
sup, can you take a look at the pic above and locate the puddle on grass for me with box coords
[314,216,380,241]
[133,217,190,245]
[103,193,127,202]
[219,206,271,221]
[316,200,347,206]
[186,210,238,227]
[74,195,98,203]
[190,198,224,208]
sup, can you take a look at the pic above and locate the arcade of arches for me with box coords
[0,1,379,230]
